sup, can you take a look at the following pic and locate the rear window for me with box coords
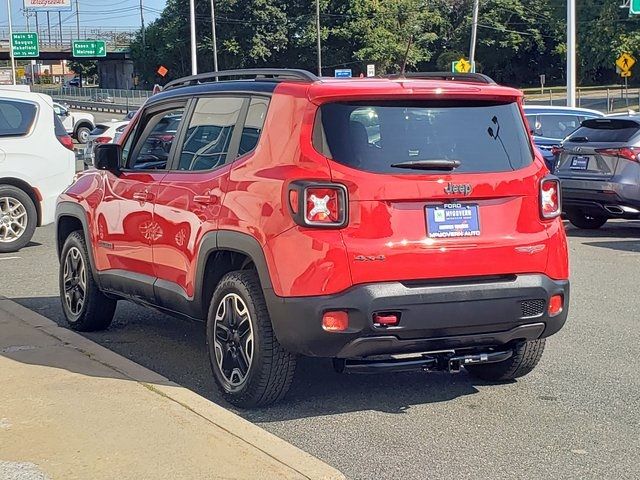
[90,125,110,136]
[53,112,67,137]
[568,118,640,143]
[0,99,37,137]
[314,100,533,174]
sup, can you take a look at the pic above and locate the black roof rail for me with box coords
[385,72,496,85]
[164,68,319,90]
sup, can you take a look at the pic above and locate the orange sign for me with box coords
[157,65,168,77]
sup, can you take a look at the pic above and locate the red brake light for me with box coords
[57,135,74,151]
[322,311,349,332]
[540,177,561,219]
[94,136,112,144]
[595,147,640,162]
[548,295,563,317]
[288,182,347,228]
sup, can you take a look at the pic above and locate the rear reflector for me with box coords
[57,135,74,151]
[540,177,561,219]
[373,313,400,327]
[322,311,349,332]
[595,147,640,162]
[548,295,563,317]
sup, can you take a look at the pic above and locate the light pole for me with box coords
[210,0,218,71]
[189,0,198,75]
[7,0,16,85]
[316,0,322,76]
[469,0,479,69]
[567,0,576,107]
[75,0,80,40]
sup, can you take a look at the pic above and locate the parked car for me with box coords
[83,121,130,165]
[556,115,640,229]
[56,69,569,408]
[524,106,604,172]
[53,102,95,144]
[90,92,115,104]
[0,88,75,252]
[67,78,80,88]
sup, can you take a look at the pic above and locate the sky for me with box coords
[2,0,166,30]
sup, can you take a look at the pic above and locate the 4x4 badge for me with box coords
[444,183,472,196]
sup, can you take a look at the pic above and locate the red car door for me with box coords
[152,96,268,313]
[93,103,186,299]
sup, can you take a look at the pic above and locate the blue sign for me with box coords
[335,69,352,78]
[426,203,481,239]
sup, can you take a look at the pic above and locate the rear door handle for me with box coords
[193,193,218,205]
[133,191,154,203]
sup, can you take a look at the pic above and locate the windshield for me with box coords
[314,100,533,174]
[568,118,640,143]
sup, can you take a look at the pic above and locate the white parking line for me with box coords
[0,256,21,261]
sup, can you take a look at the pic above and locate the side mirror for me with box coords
[94,143,121,173]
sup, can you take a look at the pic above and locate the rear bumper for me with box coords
[560,180,640,218]
[266,274,569,358]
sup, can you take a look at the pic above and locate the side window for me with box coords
[53,104,64,116]
[238,97,269,157]
[0,99,37,137]
[177,97,243,171]
[525,115,537,134]
[128,108,184,170]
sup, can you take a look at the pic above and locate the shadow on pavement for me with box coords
[582,240,640,253]
[13,295,484,421]
[565,220,640,239]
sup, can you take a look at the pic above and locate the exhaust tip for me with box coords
[604,205,625,215]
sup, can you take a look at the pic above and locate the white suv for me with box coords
[0,89,76,252]
[53,102,95,144]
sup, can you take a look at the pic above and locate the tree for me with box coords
[67,60,97,86]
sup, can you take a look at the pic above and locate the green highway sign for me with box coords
[11,32,39,58]
[632,0,640,15]
[72,40,107,58]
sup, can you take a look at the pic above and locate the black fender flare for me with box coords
[56,201,100,286]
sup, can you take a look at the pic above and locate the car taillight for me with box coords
[551,146,564,157]
[57,134,74,151]
[595,147,640,162]
[288,181,348,228]
[94,136,112,144]
[540,177,561,219]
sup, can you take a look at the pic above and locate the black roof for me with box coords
[146,80,279,107]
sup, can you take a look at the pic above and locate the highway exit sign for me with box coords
[631,0,640,15]
[11,32,39,58]
[73,40,107,58]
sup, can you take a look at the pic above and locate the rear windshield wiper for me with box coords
[567,136,589,143]
[390,159,461,171]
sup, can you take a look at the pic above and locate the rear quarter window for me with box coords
[568,118,640,143]
[314,100,533,174]
[0,99,37,137]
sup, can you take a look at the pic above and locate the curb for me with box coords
[0,297,346,480]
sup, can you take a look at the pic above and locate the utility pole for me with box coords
[567,0,577,107]
[189,0,197,75]
[75,0,80,40]
[58,12,63,45]
[316,0,322,76]
[47,12,51,45]
[210,0,218,71]
[469,0,480,69]
[7,0,16,85]
[139,0,146,51]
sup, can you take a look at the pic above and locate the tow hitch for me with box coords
[334,349,513,374]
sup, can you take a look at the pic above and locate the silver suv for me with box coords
[556,116,640,229]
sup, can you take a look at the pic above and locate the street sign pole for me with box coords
[567,0,577,107]
[189,0,197,75]
[316,0,322,77]
[469,0,479,67]
[210,0,219,72]
[6,0,16,84]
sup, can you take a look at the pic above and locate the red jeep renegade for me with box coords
[56,69,569,408]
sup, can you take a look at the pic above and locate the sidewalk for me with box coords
[0,298,345,480]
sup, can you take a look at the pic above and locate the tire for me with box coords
[465,339,546,382]
[206,270,297,408]
[566,211,607,229]
[0,185,37,253]
[59,230,117,331]
[75,125,91,144]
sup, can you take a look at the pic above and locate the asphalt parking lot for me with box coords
[1,222,638,480]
